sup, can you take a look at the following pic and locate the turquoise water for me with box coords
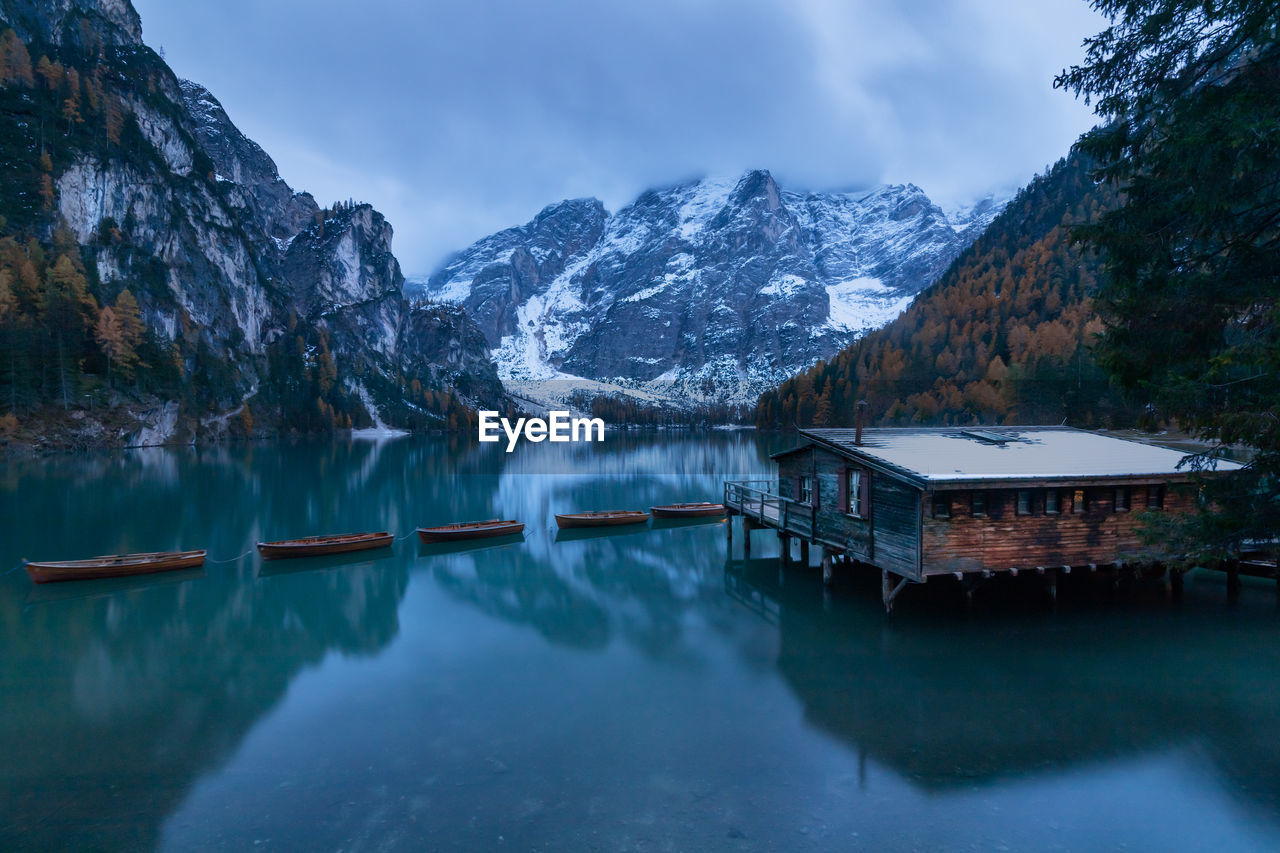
[2,434,1280,851]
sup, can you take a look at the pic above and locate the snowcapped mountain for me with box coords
[415,170,1004,409]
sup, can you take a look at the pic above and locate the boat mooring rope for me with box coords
[206,548,257,565]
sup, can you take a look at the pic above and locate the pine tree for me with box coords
[42,255,98,408]
[1,31,34,87]
[35,56,61,90]
[0,269,14,322]
[94,305,123,386]
[93,290,143,386]
[1057,0,1280,559]
[103,93,124,144]
[113,289,144,376]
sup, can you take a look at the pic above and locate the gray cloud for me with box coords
[133,0,1104,273]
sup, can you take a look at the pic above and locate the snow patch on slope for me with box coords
[761,273,808,298]
[676,176,738,241]
[824,277,914,334]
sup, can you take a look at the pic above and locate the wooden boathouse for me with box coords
[723,425,1243,611]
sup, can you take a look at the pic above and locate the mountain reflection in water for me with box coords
[1,433,1278,851]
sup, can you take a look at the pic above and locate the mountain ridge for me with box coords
[414,170,1004,410]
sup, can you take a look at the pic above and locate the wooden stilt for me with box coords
[779,533,790,567]
[822,553,833,586]
[800,539,810,566]
[881,569,909,613]
[1227,559,1241,604]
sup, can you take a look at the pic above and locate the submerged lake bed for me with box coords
[2,434,1280,851]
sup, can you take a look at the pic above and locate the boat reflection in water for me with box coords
[4,432,1280,850]
[0,556,409,850]
[416,532,526,559]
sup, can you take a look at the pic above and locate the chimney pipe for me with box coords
[855,400,868,445]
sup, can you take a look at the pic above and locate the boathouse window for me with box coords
[1115,486,1130,511]
[971,491,987,517]
[1045,489,1061,514]
[932,492,950,519]
[798,476,813,505]
[1147,484,1164,510]
[843,468,867,518]
[1072,489,1087,513]
[1016,489,1033,516]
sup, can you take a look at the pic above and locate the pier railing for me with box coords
[724,479,816,541]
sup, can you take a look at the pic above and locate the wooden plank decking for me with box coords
[723,480,818,544]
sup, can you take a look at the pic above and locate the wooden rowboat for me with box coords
[417,519,525,543]
[24,550,207,584]
[257,531,393,560]
[650,502,726,519]
[555,510,650,529]
[417,532,526,556]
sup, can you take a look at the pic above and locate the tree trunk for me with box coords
[57,334,68,410]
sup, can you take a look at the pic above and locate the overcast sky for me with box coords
[132,0,1105,274]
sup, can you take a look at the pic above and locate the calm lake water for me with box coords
[3,433,1280,851]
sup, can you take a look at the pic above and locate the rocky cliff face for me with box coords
[0,0,502,443]
[419,171,1002,408]
[0,0,141,47]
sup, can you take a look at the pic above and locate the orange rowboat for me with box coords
[257,532,393,560]
[555,510,650,529]
[24,550,207,584]
[417,519,525,543]
[650,502,726,519]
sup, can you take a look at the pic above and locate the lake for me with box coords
[2,433,1279,851]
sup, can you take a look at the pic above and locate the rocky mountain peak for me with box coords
[419,169,1007,409]
[535,197,606,225]
[732,169,783,209]
[708,169,797,252]
[179,80,318,242]
[529,197,608,256]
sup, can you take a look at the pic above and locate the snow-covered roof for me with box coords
[791,427,1244,485]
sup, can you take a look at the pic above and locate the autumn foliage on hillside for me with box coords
[0,24,487,439]
[757,155,1141,429]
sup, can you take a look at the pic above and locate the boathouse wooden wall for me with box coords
[776,446,923,578]
[775,441,1201,580]
[919,483,1195,575]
